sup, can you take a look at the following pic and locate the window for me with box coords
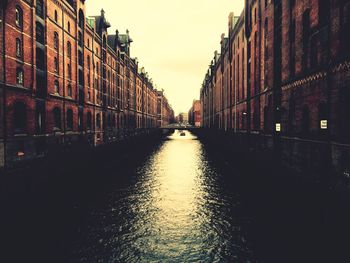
[54,32,59,50]
[66,109,73,130]
[67,84,72,97]
[16,68,24,85]
[36,22,45,44]
[36,0,44,18]
[67,41,71,58]
[78,51,83,66]
[35,102,45,134]
[78,32,83,47]
[78,111,83,131]
[254,8,257,24]
[54,10,58,23]
[78,9,84,29]
[54,57,59,73]
[13,102,26,133]
[67,63,71,79]
[53,108,61,129]
[68,21,71,33]
[16,38,22,58]
[54,80,59,94]
[15,6,23,29]
[87,112,92,130]
[78,69,84,85]
[96,113,101,128]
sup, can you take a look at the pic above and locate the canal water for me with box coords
[2,130,349,262]
[71,130,256,262]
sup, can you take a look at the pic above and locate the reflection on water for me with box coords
[73,131,255,262]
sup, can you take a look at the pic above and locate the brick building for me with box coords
[188,100,201,127]
[200,0,350,180]
[157,90,174,127]
[0,0,173,169]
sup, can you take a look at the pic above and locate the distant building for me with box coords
[188,100,201,127]
[157,90,174,127]
[177,112,189,124]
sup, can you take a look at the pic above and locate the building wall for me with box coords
[200,0,350,181]
[0,0,172,169]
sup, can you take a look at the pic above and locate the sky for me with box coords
[86,0,244,115]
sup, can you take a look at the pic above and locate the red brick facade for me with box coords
[0,0,173,168]
[200,0,350,179]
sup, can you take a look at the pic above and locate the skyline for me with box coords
[86,0,244,115]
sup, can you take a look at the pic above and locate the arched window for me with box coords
[66,109,73,130]
[54,10,58,23]
[96,113,101,128]
[54,57,59,73]
[53,108,61,129]
[54,32,59,50]
[301,105,310,136]
[67,41,71,58]
[16,68,24,85]
[36,22,44,44]
[67,84,72,97]
[16,38,22,58]
[54,80,59,94]
[36,0,44,18]
[15,6,23,29]
[78,9,84,29]
[13,102,26,133]
[87,112,92,130]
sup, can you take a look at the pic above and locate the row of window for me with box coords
[13,102,97,133]
[15,1,82,29]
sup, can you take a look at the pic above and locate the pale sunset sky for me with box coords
[86,0,244,115]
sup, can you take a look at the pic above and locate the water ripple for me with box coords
[72,131,256,262]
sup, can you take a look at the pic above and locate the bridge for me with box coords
[159,124,200,131]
